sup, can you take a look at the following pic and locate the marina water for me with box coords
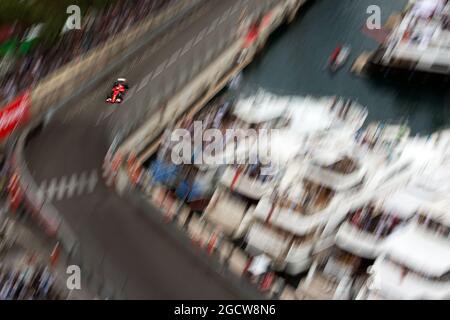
[241,0,450,135]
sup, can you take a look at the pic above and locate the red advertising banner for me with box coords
[0,92,30,140]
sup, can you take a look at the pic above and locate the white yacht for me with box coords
[373,0,450,74]
[203,91,367,242]
[295,164,425,299]
[355,143,450,299]
[358,206,450,300]
[296,246,366,300]
[244,137,368,274]
[144,86,450,300]
[300,130,450,299]
[244,119,418,276]
[334,179,440,261]
[203,92,366,269]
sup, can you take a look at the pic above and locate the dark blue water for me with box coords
[242,0,450,134]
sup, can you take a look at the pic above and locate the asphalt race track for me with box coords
[24,0,268,299]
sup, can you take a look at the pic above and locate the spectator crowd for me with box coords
[0,0,174,106]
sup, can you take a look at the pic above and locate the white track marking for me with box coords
[137,73,153,92]
[88,170,98,193]
[56,176,67,200]
[36,181,46,204]
[219,12,228,25]
[166,49,181,68]
[180,38,194,56]
[77,172,87,196]
[194,28,207,46]
[37,169,99,202]
[67,174,78,198]
[207,21,216,35]
[152,60,167,79]
[47,179,57,202]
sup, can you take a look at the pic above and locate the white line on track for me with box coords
[219,12,228,25]
[206,21,216,35]
[137,73,153,92]
[194,28,207,46]
[96,108,115,126]
[180,38,194,56]
[166,48,181,68]
[152,60,166,79]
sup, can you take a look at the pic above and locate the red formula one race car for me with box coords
[106,78,129,104]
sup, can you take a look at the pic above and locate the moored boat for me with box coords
[329,45,351,72]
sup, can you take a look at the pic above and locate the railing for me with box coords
[220,167,274,200]
[334,221,381,259]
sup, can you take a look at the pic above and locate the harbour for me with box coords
[134,0,450,300]
[241,0,450,134]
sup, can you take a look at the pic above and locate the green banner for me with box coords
[0,37,18,56]
[18,38,38,55]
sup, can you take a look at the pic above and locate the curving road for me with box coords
[23,0,270,299]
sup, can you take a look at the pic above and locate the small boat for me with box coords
[328,45,351,72]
